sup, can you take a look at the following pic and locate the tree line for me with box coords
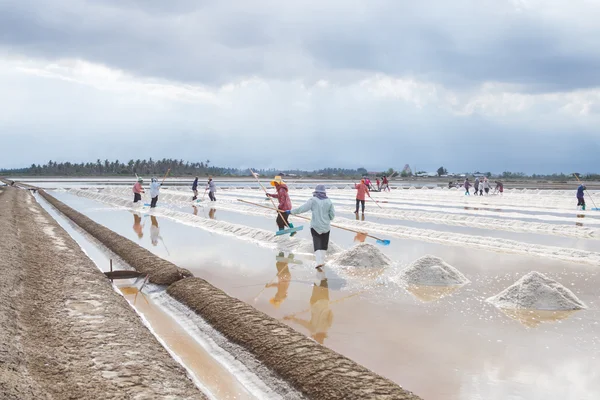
[0,159,395,178]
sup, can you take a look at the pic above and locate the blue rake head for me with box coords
[376,239,391,246]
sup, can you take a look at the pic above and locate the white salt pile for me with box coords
[486,271,586,311]
[397,255,469,286]
[333,243,392,268]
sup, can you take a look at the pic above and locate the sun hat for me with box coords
[270,176,284,186]
[314,184,327,194]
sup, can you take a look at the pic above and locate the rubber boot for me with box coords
[315,250,324,269]
[583,204,586,211]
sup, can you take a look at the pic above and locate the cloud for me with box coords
[0,1,599,173]
[0,56,598,173]
[2,0,600,90]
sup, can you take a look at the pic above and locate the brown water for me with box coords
[48,191,600,400]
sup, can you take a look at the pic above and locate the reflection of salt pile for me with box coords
[486,271,586,311]
[333,243,392,268]
[398,255,469,286]
[295,241,341,255]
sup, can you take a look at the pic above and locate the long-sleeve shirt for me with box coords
[474,179,480,189]
[355,183,369,200]
[577,185,585,198]
[267,184,292,210]
[483,180,490,189]
[207,180,216,193]
[150,181,161,198]
[291,197,335,234]
[464,180,471,189]
[192,178,198,190]
[133,182,144,194]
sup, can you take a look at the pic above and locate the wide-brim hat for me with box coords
[270,176,284,186]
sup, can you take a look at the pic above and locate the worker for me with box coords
[267,176,293,233]
[495,181,504,195]
[287,184,335,269]
[483,177,490,195]
[577,184,586,211]
[132,177,145,203]
[376,178,381,191]
[149,177,161,208]
[192,176,199,200]
[382,175,390,191]
[354,179,369,214]
[464,178,471,195]
[207,177,217,202]
[474,177,480,195]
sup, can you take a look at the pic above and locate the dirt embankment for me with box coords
[39,190,190,285]
[0,187,205,399]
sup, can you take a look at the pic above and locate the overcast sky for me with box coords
[1,0,599,173]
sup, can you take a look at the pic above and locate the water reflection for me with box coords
[498,308,580,328]
[285,270,333,344]
[209,208,217,220]
[192,205,198,216]
[405,284,463,302]
[354,232,367,243]
[267,252,293,309]
[132,213,144,239]
[355,213,366,221]
[150,216,160,246]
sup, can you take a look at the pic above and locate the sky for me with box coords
[1,0,599,173]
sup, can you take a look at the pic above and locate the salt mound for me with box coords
[295,241,341,255]
[486,271,586,311]
[398,255,469,286]
[333,243,392,268]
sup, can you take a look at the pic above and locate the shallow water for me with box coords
[47,188,600,400]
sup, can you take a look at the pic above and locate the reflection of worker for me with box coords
[267,252,292,308]
[209,208,217,220]
[284,272,333,344]
[192,205,198,216]
[132,213,144,239]
[150,216,160,246]
[354,232,367,243]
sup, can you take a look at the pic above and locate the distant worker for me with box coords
[207,177,217,202]
[287,184,335,269]
[376,178,381,191]
[192,176,199,200]
[495,181,504,195]
[577,184,586,211]
[464,178,471,195]
[382,176,390,192]
[267,176,293,234]
[354,179,370,214]
[149,177,162,208]
[483,177,490,195]
[133,177,145,203]
[474,177,480,195]
[364,177,372,190]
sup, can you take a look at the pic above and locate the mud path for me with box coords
[0,187,205,399]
